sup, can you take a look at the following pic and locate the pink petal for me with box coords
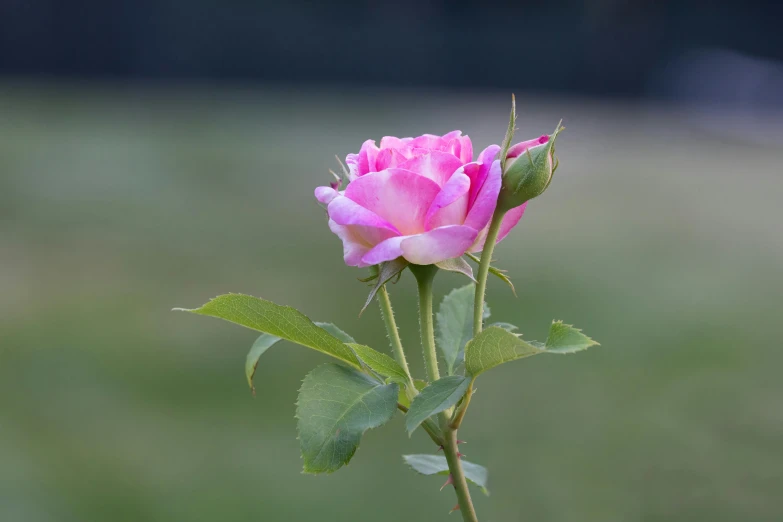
[477,144,501,165]
[345,139,380,178]
[463,159,501,231]
[464,144,500,209]
[361,236,405,265]
[344,168,441,235]
[408,134,448,151]
[441,130,463,141]
[327,195,400,234]
[375,147,408,171]
[380,136,413,151]
[457,136,473,163]
[469,202,527,253]
[400,226,479,265]
[362,225,479,266]
[497,203,527,242]
[396,151,464,186]
[506,135,549,159]
[328,220,373,267]
[424,171,471,230]
[315,186,339,205]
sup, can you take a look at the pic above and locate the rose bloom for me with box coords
[315,131,548,267]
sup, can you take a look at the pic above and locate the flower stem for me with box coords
[411,263,479,521]
[443,429,479,522]
[410,264,441,384]
[377,284,415,389]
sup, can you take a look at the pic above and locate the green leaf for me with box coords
[465,252,516,295]
[402,454,489,495]
[296,364,398,474]
[314,322,356,343]
[361,258,409,314]
[349,343,409,385]
[436,285,490,375]
[464,326,544,377]
[398,379,428,409]
[434,257,475,281]
[499,93,517,174]
[175,293,362,369]
[545,320,599,353]
[312,323,409,384]
[405,376,471,435]
[489,322,518,332]
[245,333,282,393]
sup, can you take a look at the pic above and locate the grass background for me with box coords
[1,84,781,521]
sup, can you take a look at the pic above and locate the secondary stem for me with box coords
[474,209,506,336]
[452,208,507,431]
[377,284,415,389]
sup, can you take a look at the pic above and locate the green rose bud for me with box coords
[497,123,562,212]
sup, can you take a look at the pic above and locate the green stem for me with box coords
[451,208,507,431]
[474,209,506,336]
[411,263,478,521]
[377,284,415,389]
[410,264,441,384]
[443,429,479,522]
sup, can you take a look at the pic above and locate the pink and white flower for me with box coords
[315,131,539,267]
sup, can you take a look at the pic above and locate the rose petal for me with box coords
[465,144,501,208]
[345,139,380,178]
[375,147,408,171]
[477,144,501,165]
[408,134,448,151]
[400,225,479,265]
[328,220,373,267]
[506,135,549,159]
[361,236,405,265]
[380,136,413,151]
[457,135,473,163]
[463,159,501,231]
[327,195,400,234]
[344,168,441,235]
[315,186,339,205]
[396,151,464,186]
[469,202,527,253]
[441,130,463,141]
[424,171,471,230]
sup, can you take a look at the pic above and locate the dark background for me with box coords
[1,2,782,522]
[2,0,783,100]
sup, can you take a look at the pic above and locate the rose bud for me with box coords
[497,124,562,212]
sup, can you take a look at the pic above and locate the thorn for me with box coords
[440,474,454,491]
[456,440,466,444]
[449,504,460,514]
[437,445,444,452]
[457,452,466,458]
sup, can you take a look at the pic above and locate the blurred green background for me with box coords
[1,84,782,522]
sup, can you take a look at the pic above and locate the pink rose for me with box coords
[315,131,535,267]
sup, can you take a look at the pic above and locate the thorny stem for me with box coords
[443,430,478,522]
[411,263,479,522]
[377,284,416,390]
